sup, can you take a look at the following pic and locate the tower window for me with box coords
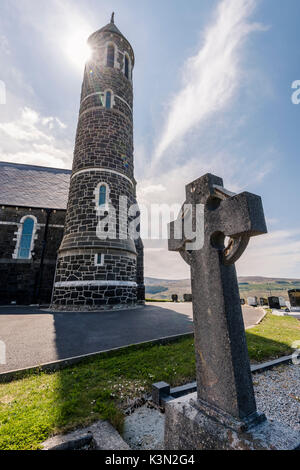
[99,184,107,206]
[124,55,129,79]
[105,91,112,109]
[95,182,110,214]
[107,44,115,68]
[95,253,104,266]
[18,217,35,259]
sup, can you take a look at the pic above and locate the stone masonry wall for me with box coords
[0,206,65,304]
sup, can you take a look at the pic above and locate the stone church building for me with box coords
[0,16,145,308]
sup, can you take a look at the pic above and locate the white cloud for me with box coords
[144,240,190,280]
[237,230,300,278]
[144,229,300,281]
[0,35,10,56]
[153,0,266,164]
[0,106,72,168]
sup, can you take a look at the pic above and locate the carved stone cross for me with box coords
[169,173,267,422]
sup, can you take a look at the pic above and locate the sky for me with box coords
[0,0,299,280]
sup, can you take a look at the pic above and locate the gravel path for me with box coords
[253,363,300,431]
[124,363,300,449]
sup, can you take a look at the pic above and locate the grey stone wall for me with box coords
[0,206,65,304]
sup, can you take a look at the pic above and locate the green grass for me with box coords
[246,313,300,362]
[0,314,299,450]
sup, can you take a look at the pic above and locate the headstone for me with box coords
[171,294,178,303]
[268,296,280,309]
[288,289,300,308]
[183,294,192,302]
[259,298,268,306]
[164,173,300,450]
[240,298,245,305]
[279,297,286,308]
[247,296,258,307]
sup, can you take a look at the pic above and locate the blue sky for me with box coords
[0,0,299,279]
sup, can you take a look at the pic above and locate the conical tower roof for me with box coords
[88,13,132,49]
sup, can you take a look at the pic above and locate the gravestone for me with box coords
[171,294,178,303]
[268,296,280,309]
[183,294,192,302]
[288,289,300,311]
[288,289,300,308]
[165,173,300,450]
[279,297,286,308]
[259,297,268,306]
[247,296,258,307]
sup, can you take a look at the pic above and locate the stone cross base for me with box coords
[164,393,300,450]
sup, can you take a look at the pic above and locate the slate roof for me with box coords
[88,21,124,45]
[0,161,71,210]
[88,18,134,62]
[98,21,123,36]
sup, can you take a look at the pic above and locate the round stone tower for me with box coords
[51,14,145,310]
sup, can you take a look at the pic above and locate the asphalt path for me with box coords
[0,303,264,373]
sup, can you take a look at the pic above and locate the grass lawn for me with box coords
[0,314,299,450]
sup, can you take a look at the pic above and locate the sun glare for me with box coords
[64,32,92,69]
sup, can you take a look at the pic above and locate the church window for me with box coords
[95,182,110,214]
[99,184,107,206]
[107,44,115,68]
[105,91,112,109]
[125,55,129,79]
[95,253,104,266]
[17,216,35,259]
[124,54,131,80]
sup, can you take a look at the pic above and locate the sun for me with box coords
[64,31,92,69]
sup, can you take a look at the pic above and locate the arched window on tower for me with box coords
[94,182,110,214]
[105,90,112,109]
[124,54,131,80]
[107,44,115,68]
[17,216,35,259]
[99,184,107,207]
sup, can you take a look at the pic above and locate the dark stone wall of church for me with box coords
[51,21,144,310]
[0,206,65,305]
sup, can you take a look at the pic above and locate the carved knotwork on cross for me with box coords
[169,173,267,423]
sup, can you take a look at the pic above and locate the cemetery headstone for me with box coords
[164,173,300,450]
[247,296,258,307]
[183,294,192,302]
[279,297,286,308]
[268,296,280,309]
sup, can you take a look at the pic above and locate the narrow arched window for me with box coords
[99,184,107,206]
[107,44,115,68]
[105,91,112,109]
[124,55,129,79]
[18,217,34,259]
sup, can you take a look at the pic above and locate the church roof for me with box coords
[0,161,71,210]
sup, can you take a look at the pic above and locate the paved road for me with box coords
[0,303,264,373]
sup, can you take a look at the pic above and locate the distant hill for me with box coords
[145,276,300,301]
